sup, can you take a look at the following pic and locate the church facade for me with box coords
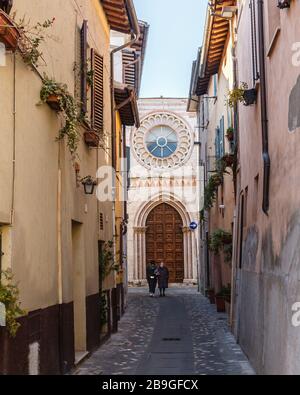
[126,98,202,285]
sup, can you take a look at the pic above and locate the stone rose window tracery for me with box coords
[145,125,178,158]
[132,112,193,169]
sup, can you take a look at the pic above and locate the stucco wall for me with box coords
[234,0,300,374]
[0,0,113,312]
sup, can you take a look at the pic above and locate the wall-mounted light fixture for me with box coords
[277,0,291,9]
[81,176,97,195]
[210,5,237,19]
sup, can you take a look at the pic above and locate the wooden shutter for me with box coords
[80,20,88,115]
[92,50,104,133]
[220,116,224,157]
[0,0,13,14]
[215,127,220,159]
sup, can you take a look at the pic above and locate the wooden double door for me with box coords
[146,203,184,283]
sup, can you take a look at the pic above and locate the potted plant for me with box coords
[221,153,235,168]
[215,291,226,312]
[227,82,257,108]
[209,229,233,263]
[215,285,231,313]
[0,10,20,50]
[210,173,223,187]
[243,87,257,106]
[226,127,234,142]
[0,269,26,337]
[84,130,100,148]
[40,76,80,155]
[206,288,215,304]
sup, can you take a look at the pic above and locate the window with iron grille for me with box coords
[215,116,225,160]
[92,50,104,134]
[99,212,104,231]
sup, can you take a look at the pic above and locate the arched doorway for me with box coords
[146,203,184,283]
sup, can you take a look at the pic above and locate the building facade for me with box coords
[189,0,300,375]
[0,0,143,375]
[127,98,201,286]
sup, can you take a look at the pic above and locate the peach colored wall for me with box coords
[206,32,235,293]
[0,0,113,312]
[234,0,300,375]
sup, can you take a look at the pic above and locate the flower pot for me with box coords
[243,88,257,106]
[215,295,226,312]
[0,10,20,50]
[222,154,234,167]
[211,174,222,186]
[226,131,234,142]
[207,289,215,304]
[46,94,62,112]
[84,131,100,148]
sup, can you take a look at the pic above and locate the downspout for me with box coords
[257,0,270,214]
[10,53,16,224]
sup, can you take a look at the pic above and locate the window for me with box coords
[213,74,218,97]
[92,50,104,133]
[145,126,178,158]
[215,116,225,160]
[99,213,104,231]
[126,146,131,189]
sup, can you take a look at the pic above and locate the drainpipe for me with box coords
[110,0,140,278]
[257,0,270,214]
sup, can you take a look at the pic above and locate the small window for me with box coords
[213,74,218,97]
[99,213,104,231]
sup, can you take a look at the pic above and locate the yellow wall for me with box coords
[0,0,113,311]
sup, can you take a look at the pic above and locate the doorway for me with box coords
[71,220,87,363]
[146,203,184,283]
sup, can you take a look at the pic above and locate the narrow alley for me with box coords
[73,288,254,376]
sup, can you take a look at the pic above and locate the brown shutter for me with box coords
[80,20,88,114]
[91,50,104,133]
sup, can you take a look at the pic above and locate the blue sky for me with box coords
[134,0,206,98]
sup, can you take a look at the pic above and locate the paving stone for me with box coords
[72,287,255,375]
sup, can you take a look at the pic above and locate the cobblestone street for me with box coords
[73,287,255,375]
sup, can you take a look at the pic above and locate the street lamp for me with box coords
[81,176,97,195]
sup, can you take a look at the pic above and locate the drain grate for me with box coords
[162,338,181,341]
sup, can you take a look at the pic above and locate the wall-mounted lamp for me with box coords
[210,5,237,19]
[277,0,291,9]
[81,176,97,195]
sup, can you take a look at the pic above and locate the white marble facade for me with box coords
[127,98,202,285]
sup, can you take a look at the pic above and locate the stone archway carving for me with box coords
[131,192,196,283]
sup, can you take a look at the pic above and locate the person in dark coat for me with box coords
[156,262,169,297]
[146,261,157,297]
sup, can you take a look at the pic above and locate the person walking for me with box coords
[156,262,169,297]
[146,261,158,297]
